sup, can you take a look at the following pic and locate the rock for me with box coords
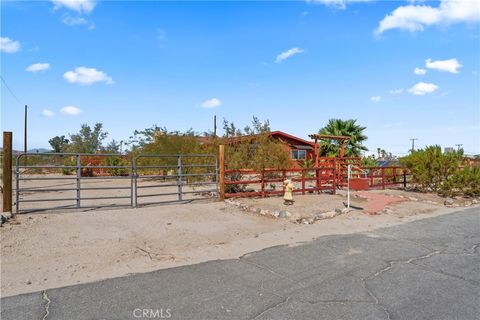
[321,211,337,219]
[278,211,289,218]
[464,201,472,207]
[334,208,343,214]
[2,212,12,219]
[26,280,32,285]
[472,199,479,204]
[260,209,269,216]
[296,218,313,224]
[444,198,455,206]
[408,197,418,201]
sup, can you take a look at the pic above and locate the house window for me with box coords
[291,149,306,160]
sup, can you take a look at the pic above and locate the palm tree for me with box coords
[318,119,368,157]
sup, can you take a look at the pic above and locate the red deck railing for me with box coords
[224,167,337,198]
[223,166,410,198]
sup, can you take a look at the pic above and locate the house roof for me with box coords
[224,131,315,147]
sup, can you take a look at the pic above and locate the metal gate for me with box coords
[15,153,218,213]
[134,154,218,206]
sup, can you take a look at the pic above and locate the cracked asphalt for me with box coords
[1,207,479,320]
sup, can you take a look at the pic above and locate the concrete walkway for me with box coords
[1,208,479,320]
[354,191,408,214]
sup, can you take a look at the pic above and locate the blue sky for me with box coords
[1,0,479,155]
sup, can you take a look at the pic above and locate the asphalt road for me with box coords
[2,208,479,320]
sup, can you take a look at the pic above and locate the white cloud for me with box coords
[389,88,404,95]
[414,67,427,75]
[63,67,113,85]
[370,96,381,103]
[200,98,222,109]
[308,0,371,10]
[62,15,95,29]
[408,82,439,95]
[275,48,305,63]
[52,0,96,14]
[425,58,462,74]
[42,109,55,117]
[0,37,20,53]
[60,106,82,116]
[376,0,480,34]
[26,63,50,73]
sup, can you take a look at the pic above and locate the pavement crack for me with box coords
[360,278,392,320]
[409,262,479,286]
[368,250,441,280]
[250,296,291,320]
[42,290,51,320]
[471,243,480,254]
[240,258,290,280]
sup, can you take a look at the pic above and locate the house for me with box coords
[225,131,316,167]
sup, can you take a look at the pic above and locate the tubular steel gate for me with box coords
[133,154,218,206]
[15,153,218,213]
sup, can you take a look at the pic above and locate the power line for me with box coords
[0,75,23,105]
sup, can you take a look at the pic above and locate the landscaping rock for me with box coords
[2,212,12,219]
[324,211,339,219]
[444,198,455,206]
[278,211,289,218]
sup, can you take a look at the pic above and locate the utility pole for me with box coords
[455,144,463,152]
[409,138,418,153]
[24,105,28,165]
[213,115,217,138]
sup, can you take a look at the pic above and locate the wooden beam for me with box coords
[219,145,225,201]
[3,131,13,213]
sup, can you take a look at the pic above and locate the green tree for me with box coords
[48,135,69,153]
[318,119,368,157]
[104,139,122,154]
[67,123,108,153]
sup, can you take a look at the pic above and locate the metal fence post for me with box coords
[15,156,20,214]
[403,169,407,188]
[2,132,13,214]
[130,159,134,207]
[76,154,81,208]
[134,157,138,207]
[177,155,183,201]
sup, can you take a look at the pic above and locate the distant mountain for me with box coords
[27,148,52,153]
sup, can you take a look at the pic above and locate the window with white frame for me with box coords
[291,149,306,160]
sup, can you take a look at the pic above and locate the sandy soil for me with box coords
[1,196,472,297]
[13,174,217,212]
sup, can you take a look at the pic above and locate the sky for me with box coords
[1,0,479,156]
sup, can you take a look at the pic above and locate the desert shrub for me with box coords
[440,167,480,197]
[62,158,76,175]
[400,145,477,196]
[225,172,247,194]
[104,156,129,176]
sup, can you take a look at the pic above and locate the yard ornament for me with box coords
[283,179,294,205]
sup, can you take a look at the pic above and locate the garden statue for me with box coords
[283,179,294,205]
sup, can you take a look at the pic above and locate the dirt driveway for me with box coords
[2,191,470,297]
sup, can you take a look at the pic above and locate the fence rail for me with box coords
[14,152,218,213]
[224,167,337,198]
